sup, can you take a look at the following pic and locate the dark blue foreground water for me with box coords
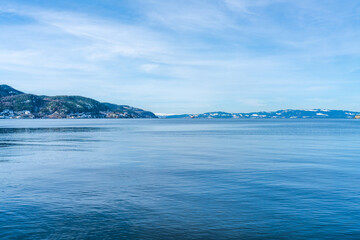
[1,119,360,239]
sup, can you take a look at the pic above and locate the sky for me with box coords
[0,0,360,114]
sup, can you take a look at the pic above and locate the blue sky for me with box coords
[0,0,360,113]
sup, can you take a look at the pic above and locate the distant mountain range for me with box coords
[160,109,360,119]
[0,85,157,119]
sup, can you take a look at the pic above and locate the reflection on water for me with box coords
[1,119,360,239]
[0,127,104,134]
[0,124,110,154]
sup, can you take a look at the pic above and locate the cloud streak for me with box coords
[0,1,359,113]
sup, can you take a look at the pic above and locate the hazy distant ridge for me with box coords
[161,109,360,119]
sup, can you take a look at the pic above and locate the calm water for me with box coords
[1,119,360,239]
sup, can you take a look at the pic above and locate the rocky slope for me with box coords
[0,85,157,119]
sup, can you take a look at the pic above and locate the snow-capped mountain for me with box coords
[161,109,360,119]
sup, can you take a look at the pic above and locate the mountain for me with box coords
[0,85,157,119]
[161,109,360,119]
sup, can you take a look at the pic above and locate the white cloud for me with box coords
[0,6,173,61]
[0,50,38,65]
[146,5,233,31]
[140,64,159,73]
[222,0,285,14]
[0,1,359,113]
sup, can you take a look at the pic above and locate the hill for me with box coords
[0,85,157,119]
[0,84,24,97]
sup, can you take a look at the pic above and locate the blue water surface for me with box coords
[1,119,360,239]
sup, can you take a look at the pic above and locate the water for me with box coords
[1,119,360,239]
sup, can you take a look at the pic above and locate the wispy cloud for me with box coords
[222,0,285,14]
[140,64,159,73]
[136,0,235,31]
[0,6,173,60]
[0,1,359,113]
